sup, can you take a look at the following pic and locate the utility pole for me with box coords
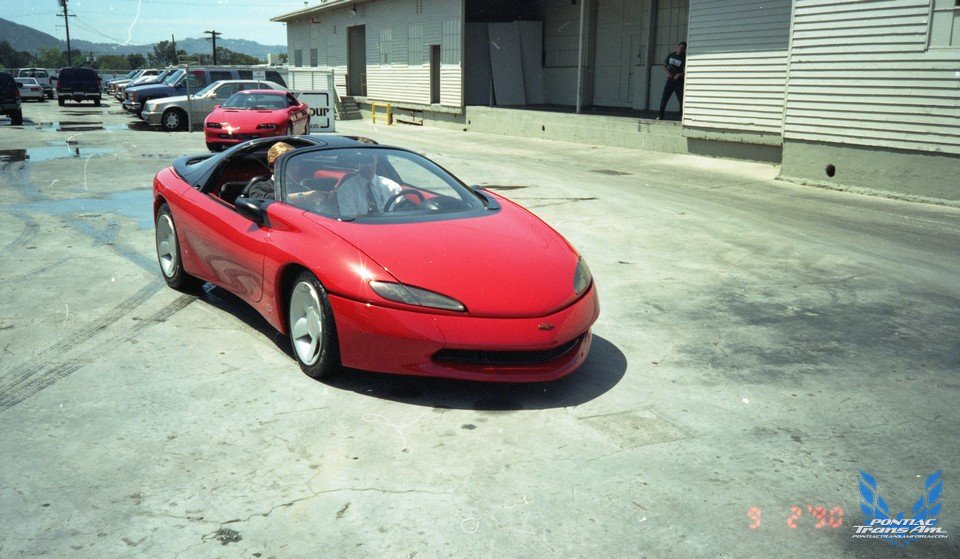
[58,0,76,66]
[204,30,222,66]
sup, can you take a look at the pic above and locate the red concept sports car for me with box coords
[153,136,599,382]
[203,90,309,152]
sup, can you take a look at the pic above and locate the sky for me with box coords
[1,0,312,46]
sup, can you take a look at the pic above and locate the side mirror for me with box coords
[235,198,273,226]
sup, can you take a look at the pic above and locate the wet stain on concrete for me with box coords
[209,528,242,545]
[591,169,632,176]
[8,189,154,230]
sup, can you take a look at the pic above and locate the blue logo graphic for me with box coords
[855,470,946,546]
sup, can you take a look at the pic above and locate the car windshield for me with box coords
[164,70,184,85]
[281,148,485,222]
[222,92,288,109]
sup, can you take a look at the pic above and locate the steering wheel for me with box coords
[241,175,271,197]
[384,189,426,212]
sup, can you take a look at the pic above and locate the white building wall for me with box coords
[784,0,960,155]
[683,0,792,137]
[284,0,463,109]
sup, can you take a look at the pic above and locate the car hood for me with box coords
[151,94,211,107]
[207,108,287,126]
[310,194,583,318]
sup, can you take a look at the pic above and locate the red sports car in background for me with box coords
[203,90,309,152]
[153,136,598,382]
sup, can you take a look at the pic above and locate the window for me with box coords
[294,49,303,67]
[326,36,338,66]
[930,0,960,47]
[441,19,461,65]
[209,70,232,82]
[310,48,319,67]
[408,24,423,65]
[379,29,393,65]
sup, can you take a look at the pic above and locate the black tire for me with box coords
[287,271,340,379]
[94,98,101,107]
[58,98,65,107]
[46,91,53,99]
[155,204,200,291]
[161,108,187,131]
[9,109,22,126]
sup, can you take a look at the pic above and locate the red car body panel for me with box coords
[153,144,599,382]
[204,90,309,148]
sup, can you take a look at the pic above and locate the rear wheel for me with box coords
[288,271,340,379]
[57,98,65,107]
[155,204,199,290]
[94,98,101,107]
[9,109,22,126]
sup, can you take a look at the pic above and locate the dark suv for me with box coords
[56,67,102,106]
[0,71,23,125]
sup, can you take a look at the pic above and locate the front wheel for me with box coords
[288,271,340,379]
[58,98,65,107]
[155,204,200,290]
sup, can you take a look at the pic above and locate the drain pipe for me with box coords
[575,0,586,114]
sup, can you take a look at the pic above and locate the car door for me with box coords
[286,93,309,134]
[174,181,267,302]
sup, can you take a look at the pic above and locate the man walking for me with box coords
[657,41,686,121]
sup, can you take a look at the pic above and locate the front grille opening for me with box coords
[432,336,581,367]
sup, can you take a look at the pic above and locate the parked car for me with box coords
[56,67,102,106]
[113,69,162,99]
[107,69,139,94]
[203,90,309,151]
[153,136,598,380]
[17,68,54,99]
[123,67,287,117]
[0,71,23,125]
[14,78,45,102]
[109,69,157,96]
[142,80,288,132]
[117,68,174,100]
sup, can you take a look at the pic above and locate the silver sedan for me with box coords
[141,80,289,131]
[15,78,46,102]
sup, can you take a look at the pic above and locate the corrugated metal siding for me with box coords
[285,0,463,108]
[683,0,792,136]
[784,0,960,154]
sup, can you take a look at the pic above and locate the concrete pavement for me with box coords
[1,100,958,558]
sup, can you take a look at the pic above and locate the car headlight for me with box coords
[574,257,592,295]
[257,123,278,130]
[369,281,465,312]
[129,91,137,101]
[144,102,155,112]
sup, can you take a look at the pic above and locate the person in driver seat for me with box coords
[246,141,296,199]
[336,152,402,217]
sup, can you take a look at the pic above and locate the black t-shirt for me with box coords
[665,51,685,79]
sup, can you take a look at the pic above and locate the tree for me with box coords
[127,53,146,69]
[151,40,184,66]
[92,54,130,70]
[0,41,33,68]
[35,47,69,69]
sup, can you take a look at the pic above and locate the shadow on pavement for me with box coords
[197,285,626,410]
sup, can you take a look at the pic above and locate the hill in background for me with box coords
[0,17,285,61]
